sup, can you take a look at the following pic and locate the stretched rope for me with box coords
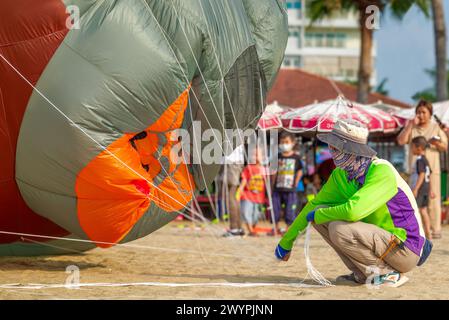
[0,281,323,290]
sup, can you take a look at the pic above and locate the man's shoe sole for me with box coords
[382,275,409,288]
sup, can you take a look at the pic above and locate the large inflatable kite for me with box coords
[0,0,287,255]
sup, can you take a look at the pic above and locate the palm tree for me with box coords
[308,0,429,103]
[431,0,447,101]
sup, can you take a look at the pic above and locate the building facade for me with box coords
[283,0,377,86]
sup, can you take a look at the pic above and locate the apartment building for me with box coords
[283,0,377,85]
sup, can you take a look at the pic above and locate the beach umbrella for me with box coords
[281,95,402,134]
[257,101,289,130]
[368,101,408,127]
[257,112,283,130]
[0,0,287,255]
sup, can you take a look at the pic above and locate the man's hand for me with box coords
[274,244,291,261]
[413,189,418,198]
[306,210,316,223]
[431,191,436,199]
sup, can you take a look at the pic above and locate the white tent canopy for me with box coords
[264,100,290,114]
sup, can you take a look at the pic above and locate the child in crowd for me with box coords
[237,148,267,236]
[411,136,435,239]
[271,131,303,234]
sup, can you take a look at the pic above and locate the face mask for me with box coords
[330,146,372,180]
[279,143,293,152]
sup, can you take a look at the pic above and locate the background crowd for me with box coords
[215,99,449,240]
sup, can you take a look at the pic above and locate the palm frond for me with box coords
[388,0,430,19]
[308,0,357,23]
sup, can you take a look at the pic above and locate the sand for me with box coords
[1,220,448,300]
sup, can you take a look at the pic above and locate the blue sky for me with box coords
[376,4,449,104]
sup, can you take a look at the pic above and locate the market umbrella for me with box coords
[281,95,402,136]
[368,101,408,127]
[257,101,288,130]
[257,111,283,130]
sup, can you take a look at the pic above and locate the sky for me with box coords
[376,4,449,104]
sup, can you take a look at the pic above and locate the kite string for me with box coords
[0,227,285,268]
[0,51,214,227]
[0,281,323,290]
[0,230,261,261]
[0,223,334,288]
[303,222,333,287]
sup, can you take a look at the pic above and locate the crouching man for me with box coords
[274,119,433,287]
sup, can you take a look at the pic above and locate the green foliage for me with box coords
[307,0,430,23]
[375,77,389,96]
[389,0,430,19]
[412,90,437,102]
[343,79,358,86]
[412,62,449,102]
[308,0,357,23]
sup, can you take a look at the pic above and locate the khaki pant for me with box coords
[314,221,420,282]
[429,172,442,234]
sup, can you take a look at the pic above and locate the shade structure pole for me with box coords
[261,130,277,236]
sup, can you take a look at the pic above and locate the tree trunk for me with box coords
[357,3,374,103]
[432,0,448,101]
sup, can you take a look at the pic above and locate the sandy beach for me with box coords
[1,220,448,300]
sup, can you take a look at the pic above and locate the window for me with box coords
[289,27,300,38]
[283,56,301,68]
[305,32,347,48]
[315,33,324,47]
[326,33,335,47]
[346,69,355,78]
[293,57,301,67]
[288,27,301,47]
[305,33,313,47]
[286,1,302,9]
[305,33,325,47]
[336,33,346,48]
[287,1,303,18]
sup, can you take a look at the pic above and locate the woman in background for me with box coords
[397,100,448,239]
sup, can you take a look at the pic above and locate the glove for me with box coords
[306,210,316,222]
[274,243,291,261]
